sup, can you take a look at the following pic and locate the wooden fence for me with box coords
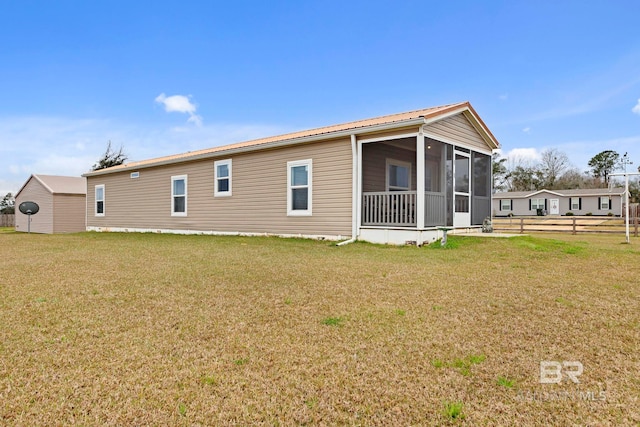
[492,216,639,236]
[0,214,15,227]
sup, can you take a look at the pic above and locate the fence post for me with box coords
[572,217,576,235]
[520,218,524,234]
[635,216,638,238]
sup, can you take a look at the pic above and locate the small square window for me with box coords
[386,159,411,191]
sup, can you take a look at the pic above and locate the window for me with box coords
[500,199,512,211]
[171,175,187,216]
[531,198,545,210]
[214,159,232,197]
[287,159,312,216]
[600,197,610,210]
[570,197,581,210]
[386,159,411,191]
[95,185,105,216]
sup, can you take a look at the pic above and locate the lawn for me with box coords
[1,231,639,425]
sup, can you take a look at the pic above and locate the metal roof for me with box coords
[84,101,499,176]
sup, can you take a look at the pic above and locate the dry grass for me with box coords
[1,231,639,425]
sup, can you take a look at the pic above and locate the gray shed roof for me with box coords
[16,175,86,198]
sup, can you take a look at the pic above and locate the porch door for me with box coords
[453,151,471,227]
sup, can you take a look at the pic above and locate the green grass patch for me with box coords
[443,400,465,420]
[497,376,515,388]
[321,316,344,327]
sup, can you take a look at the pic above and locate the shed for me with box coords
[15,175,87,233]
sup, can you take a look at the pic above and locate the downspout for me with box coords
[337,134,358,246]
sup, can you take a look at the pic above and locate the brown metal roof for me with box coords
[85,101,498,176]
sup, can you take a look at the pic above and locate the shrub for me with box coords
[607,211,614,216]
[565,212,574,216]
[585,212,593,216]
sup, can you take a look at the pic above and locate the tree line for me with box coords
[493,149,637,195]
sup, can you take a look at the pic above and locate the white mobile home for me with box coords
[493,188,624,217]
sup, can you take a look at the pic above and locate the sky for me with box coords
[1,0,640,195]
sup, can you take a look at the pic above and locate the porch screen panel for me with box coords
[471,152,491,225]
[445,144,454,226]
[424,139,446,226]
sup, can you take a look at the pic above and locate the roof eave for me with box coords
[83,116,428,177]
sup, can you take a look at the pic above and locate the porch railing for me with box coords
[363,191,448,228]
[424,192,446,226]
[362,191,416,226]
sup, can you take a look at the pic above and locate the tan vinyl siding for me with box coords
[15,179,54,234]
[425,113,488,151]
[53,194,87,233]
[87,138,353,237]
[358,126,419,141]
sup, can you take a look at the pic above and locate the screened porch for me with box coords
[360,136,491,229]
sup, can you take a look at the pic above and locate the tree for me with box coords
[554,168,588,189]
[507,165,544,191]
[1,193,15,214]
[91,141,128,171]
[539,148,569,189]
[587,150,619,183]
[492,152,508,192]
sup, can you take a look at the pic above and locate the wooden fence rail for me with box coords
[492,216,639,236]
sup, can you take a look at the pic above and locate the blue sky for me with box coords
[2,0,640,195]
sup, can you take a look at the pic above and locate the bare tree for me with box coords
[539,148,570,189]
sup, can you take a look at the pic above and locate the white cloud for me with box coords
[499,93,509,101]
[504,147,541,166]
[522,127,531,134]
[0,115,290,196]
[632,98,640,115]
[155,93,203,126]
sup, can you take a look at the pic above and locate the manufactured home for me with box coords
[492,188,624,217]
[83,102,499,245]
[15,174,87,233]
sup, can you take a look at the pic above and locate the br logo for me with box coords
[540,361,583,384]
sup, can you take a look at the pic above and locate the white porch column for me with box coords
[416,128,425,229]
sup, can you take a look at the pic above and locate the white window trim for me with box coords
[287,159,312,216]
[571,197,580,210]
[385,158,412,191]
[531,198,545,210]
[500,199,511,211]
[600,197,610,210]
[214,159,232,197]
[95,184,105,217]
[171,175,187,217]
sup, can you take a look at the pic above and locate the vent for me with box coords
[131,172,140,179]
